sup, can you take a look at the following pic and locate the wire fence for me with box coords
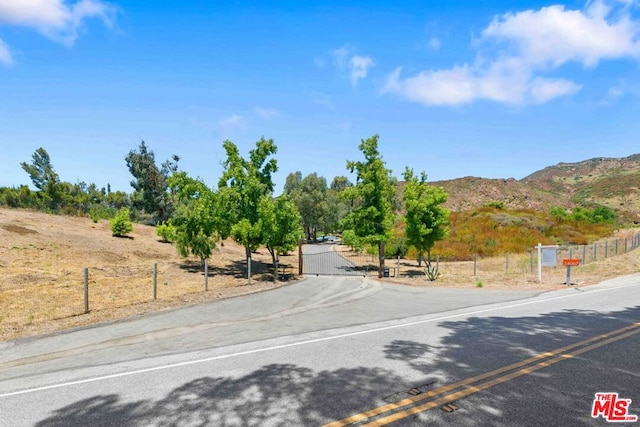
[2,233,639,338]
[333,233,640,279]
[1,261,208,333]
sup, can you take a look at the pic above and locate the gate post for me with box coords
[298,239,303,275]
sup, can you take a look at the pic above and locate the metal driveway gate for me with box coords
[301,244,376,276]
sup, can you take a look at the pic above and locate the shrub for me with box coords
[111,208,133,237]
[423,262,441,281]
[342,229,364,253]
[156,222,176,243]
[484,201,505,209]
[385,236,409,258]
[89,205,116,223]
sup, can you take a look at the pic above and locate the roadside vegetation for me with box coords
[0,138,624,276]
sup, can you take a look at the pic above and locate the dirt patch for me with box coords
[1,224,38,235]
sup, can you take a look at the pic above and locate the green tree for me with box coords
[21,147,59,191]
[125,141,179,224]
[320,176,353,235]
[343,134,397,277]
[341,229,364,253]
[219,137,278,284]
[167,172,220,265]
[21,147,65,210]
[258,195,303,276]
[587,205,616,223]
[402,168,450,266]
[550,206,568,222]
[284,172,329,240]
[111,208,133,237]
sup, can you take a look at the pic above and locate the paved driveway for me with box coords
[302,242,363,276]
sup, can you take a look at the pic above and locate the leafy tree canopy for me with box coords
[258,195,303,269]
[167,172,220,263]
[402,167,450,265]
[125,141,179,224]
[343,134,397,276]
[218,137,278,283]
[21,147,59,191]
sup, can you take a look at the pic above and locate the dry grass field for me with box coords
[1,208,639,341]
[0,208,298,341]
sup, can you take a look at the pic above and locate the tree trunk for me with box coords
[378,241,385,278]
[418,251,424,267]
[245,245,252,285]
[269,247,278,282]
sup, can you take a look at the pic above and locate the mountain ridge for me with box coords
[428,153,640,222]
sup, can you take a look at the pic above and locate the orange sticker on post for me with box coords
[563,259,581,266]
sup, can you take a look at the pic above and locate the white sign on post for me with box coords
[541,247,557,267]
[536,243,559,282]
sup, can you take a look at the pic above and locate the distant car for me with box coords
[320,235,336,242]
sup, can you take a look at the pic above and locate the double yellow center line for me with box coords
[324,322,640,426]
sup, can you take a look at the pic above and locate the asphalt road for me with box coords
[302,242,362,276]
[0,274,638,426]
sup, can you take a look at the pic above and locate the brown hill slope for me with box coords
[428,154,640,221]
[430,177,567,212]
[0,208,295,339]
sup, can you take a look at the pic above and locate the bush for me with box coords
[342,229,364,252]
[89,205,116,223]
[111,208,133,237]
[484,201,505,209]
[156,222,176,243]
[385,236,409,258]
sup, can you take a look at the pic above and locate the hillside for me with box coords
[0,208,295,339]
[429,154,640,222]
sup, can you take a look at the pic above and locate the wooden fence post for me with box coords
[474,253,478,276]
[204,259,209,291]
[530,250,534,273]
[153,263,158,300]
[83,268,89,314]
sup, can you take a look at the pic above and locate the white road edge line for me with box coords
[1,281,638,398]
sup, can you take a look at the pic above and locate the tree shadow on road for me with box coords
[34,364,408,426]
[33,305,640,426]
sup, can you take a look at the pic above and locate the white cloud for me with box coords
[0,38,13,66]
[217,115,246,136]
[429,37,441,51]
[607,86,625,99]
[349,55,374,86]
[0,0,117,65]
[332,46,349,69]
[528,77,582,103]
[329,47,375,86]
[383,66,477,106]
[384,0,640,106]
[254,107,281,120]
[482,2,640,68]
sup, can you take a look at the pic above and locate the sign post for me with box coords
[563,258,580,285]
[536,243,559,282]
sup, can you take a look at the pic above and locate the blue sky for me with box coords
[1,0,640,194]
